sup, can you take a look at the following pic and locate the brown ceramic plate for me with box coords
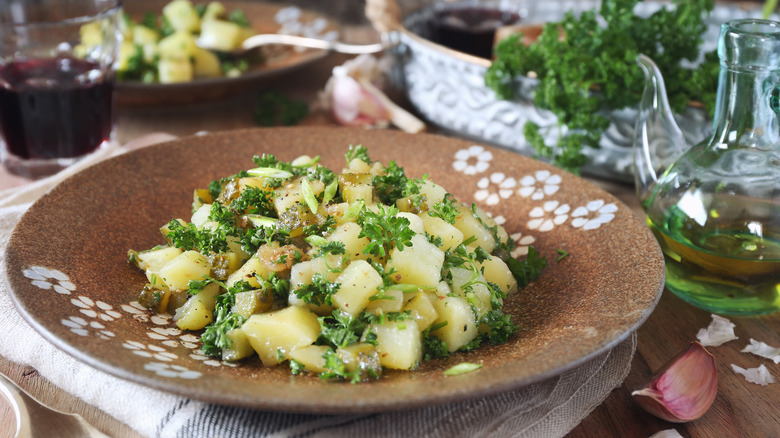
[5,127,664,413]
[117,0,339,106]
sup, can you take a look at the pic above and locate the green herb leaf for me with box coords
[357,205,415,258]
[253,90,309,126]
[443,362,483,376]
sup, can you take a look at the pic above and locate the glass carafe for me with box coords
[634,19,780,315]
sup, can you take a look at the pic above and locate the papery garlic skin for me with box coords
[741,338,780,364]
[696,314,738,347]
[632,342,717,423]
[731,364,776,386]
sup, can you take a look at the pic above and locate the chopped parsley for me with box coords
[357,205,415,258]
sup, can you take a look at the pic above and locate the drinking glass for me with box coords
[0,0,121,179]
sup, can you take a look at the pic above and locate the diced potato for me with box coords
[162,0,201,33]
[397,212,424,234]
[233,288,274,318]
[173,298,212,329]
[173,284,220,330]
[117,41,137,72]
[396,180,447,213]
[273,178,325,216]
[236,176,267,192]
[449,266,492,318]
[158,250,210,291]
[134,246,183,272]
[192,189,213,211]
[193,47,221,78]
[119,12,134,40]
[385,234,444,288]
[157,30,197,61]
[365,288,404,314]
[157,58,193,84]
[420,212,464,251]
[190,282,221,311]
[370,318,421,370]
[133,25,159,46]
[227,237,250,262]
[241,306,320,366]
[288,345,331,373]
[327,222,370,261]
[289,256,342,288]
[198,19,243,51]
[339,173,373,204]
[337,343,382,378]
[326,202,350,224]
[190,204,212,228]
[226,256,270,288]
[342,183,373,204]
[369,161,385,176]
[403,291,439,331]
[222,328,255,361]
[331,260,383,316]
[287,256,341,315]
[430,294,478,352]
[202,1,226,21]
[345,158,371,173]
[478,256,518,295]
[453,203,497,253]
[79,22,103,48]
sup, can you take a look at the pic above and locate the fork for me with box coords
[0,372,109,438]
[198,33,387,56]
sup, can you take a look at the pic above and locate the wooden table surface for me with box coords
[2,37,779,438]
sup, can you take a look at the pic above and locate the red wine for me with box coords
[428,6,521,59]
[0,57,114,160]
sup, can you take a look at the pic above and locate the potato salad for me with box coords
[115,0,256,84]
[128,146,546,382]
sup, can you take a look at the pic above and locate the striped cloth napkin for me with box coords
[0,136,635,437]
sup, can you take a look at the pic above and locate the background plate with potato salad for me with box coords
[116,0,340,106]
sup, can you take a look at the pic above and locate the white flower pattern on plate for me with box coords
[453,145,493,175]
[144,362,201,379]
[518,170,561,200]
[571,200,619,230]
[22,266,75,295]
[528,201,571,232]
[61,315,116,339]
[122,340,178,362]
[71,296,122,322]
[474,172,516,206]
[509,232,536,257]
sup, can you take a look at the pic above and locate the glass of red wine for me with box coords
[426,1,529,59]
[0,0,121,179]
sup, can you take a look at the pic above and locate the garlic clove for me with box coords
[632,342,717,423]
[322,54,426,133]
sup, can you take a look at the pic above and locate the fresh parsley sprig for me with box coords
[485,0,719,173]
[357,205,415,259]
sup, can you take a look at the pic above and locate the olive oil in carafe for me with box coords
[647,210,780,315]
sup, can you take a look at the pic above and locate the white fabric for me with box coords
[0,138,636,437]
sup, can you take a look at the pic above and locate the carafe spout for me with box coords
[634,54,686,207]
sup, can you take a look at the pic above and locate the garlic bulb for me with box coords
[632,342,717,422]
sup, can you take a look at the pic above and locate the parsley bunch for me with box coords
[485,0,719,173]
